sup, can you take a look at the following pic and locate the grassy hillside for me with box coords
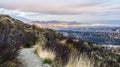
[0,15,62,67]
[0,15,120,67]
[35,31,120,67]
[36,36,120,67]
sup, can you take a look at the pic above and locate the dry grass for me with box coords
[66,53,94,67]
[35,45,55,61]
[34,38,120,67]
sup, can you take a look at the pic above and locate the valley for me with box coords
[59,30,120,45]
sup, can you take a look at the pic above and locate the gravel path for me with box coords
[18,48,52,67]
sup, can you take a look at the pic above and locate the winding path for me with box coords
[18,48,52,67]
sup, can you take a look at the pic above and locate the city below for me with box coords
[29,21,120,46]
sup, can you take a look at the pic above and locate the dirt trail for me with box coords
[18,48,52,67]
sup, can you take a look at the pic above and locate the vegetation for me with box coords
[36,35,120,67]
[0,15,54,66]
[43,58,53,66]
[0,15,25,67]
[0,15,120,67]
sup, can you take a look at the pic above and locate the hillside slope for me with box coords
[36,36,120,67]
[0,15,62,67]
[0,15,27,66]
[0,15,120,67]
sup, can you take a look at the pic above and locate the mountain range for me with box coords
[30,21,120,30]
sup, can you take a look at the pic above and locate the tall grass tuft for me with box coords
[35,45,55,65]
[66,53,94,67]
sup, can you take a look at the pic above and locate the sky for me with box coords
[0,0,120,24]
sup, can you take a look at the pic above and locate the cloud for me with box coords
[0,8,120,24]
[0,8,33,22]
[0,0,120,24]
[0,0,119,15]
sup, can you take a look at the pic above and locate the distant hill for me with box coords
[30,20,81,24]
[30,21,120,30]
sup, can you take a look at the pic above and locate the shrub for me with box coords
[43,58,53,66]
[0,21,23,66]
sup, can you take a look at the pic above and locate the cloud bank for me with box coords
[0,0,120,24]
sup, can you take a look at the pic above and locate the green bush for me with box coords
[43,58,53,66]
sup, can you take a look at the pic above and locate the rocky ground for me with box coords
[18,48,52,67]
